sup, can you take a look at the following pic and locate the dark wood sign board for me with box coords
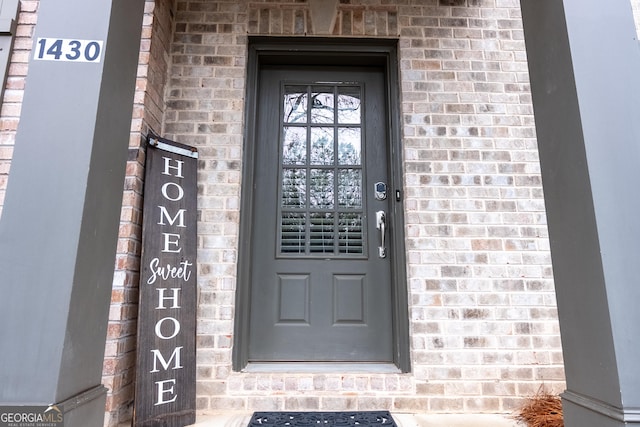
[134,134,197,427]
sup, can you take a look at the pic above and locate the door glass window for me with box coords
[310,128,334,165]
[279,83,364,256]
[338,87,362,124]
[284,86,308,123]
[282,127,307,164]
[311,88,334,123]
[338,128,361,165]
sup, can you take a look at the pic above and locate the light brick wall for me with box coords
[398,0,563,409]
[160,0,562,415]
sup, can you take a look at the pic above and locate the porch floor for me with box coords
[186,412,520,427]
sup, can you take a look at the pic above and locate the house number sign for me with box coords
[34,38,103,62]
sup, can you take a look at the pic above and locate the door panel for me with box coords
[248,66,393,362]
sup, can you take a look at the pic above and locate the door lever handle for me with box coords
[376,210,387,258]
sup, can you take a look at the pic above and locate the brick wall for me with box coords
[102,1,175,426]
[0,0,37,218]
[398,0,563,409]
[159,0,562,414]
[0,0,637,424]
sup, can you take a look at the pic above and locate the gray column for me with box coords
[0,1,144,426]
[521,0,640,425]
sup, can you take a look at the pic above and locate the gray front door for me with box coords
[248,65,394,362]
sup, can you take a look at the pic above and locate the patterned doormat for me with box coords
[248,411,397,427]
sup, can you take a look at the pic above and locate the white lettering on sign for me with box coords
[154,379,178,406]
[158,206,186,227]
[34,38,103,62]
[150,346,184,373]
[156,288,181,309]
[146,153,195,408]
[161,182,184,202]
[155,317,181,340]
[163,157,184,178]
[147,258,193,285]
[161,232,182,253]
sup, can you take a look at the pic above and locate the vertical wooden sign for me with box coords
[134,135,197,427]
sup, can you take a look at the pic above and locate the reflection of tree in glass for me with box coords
[337,93,361,124]
[310,170,334,209]
[284,88,361,123]
[283,127,307,165]
[339,170,362,208]
[311,128,333,165]
[310,93,334,123]
[280,87,364,255]
[338,128,361,165]
[284,92,307,123]
[338,141,360,165]
[282,169,306,208]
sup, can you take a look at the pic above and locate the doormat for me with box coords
[248,411,397,427]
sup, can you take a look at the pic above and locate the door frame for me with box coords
[233,37,410,372]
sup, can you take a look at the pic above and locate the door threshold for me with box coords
[243,363,401,373]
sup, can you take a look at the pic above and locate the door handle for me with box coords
[376,210,387,258]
